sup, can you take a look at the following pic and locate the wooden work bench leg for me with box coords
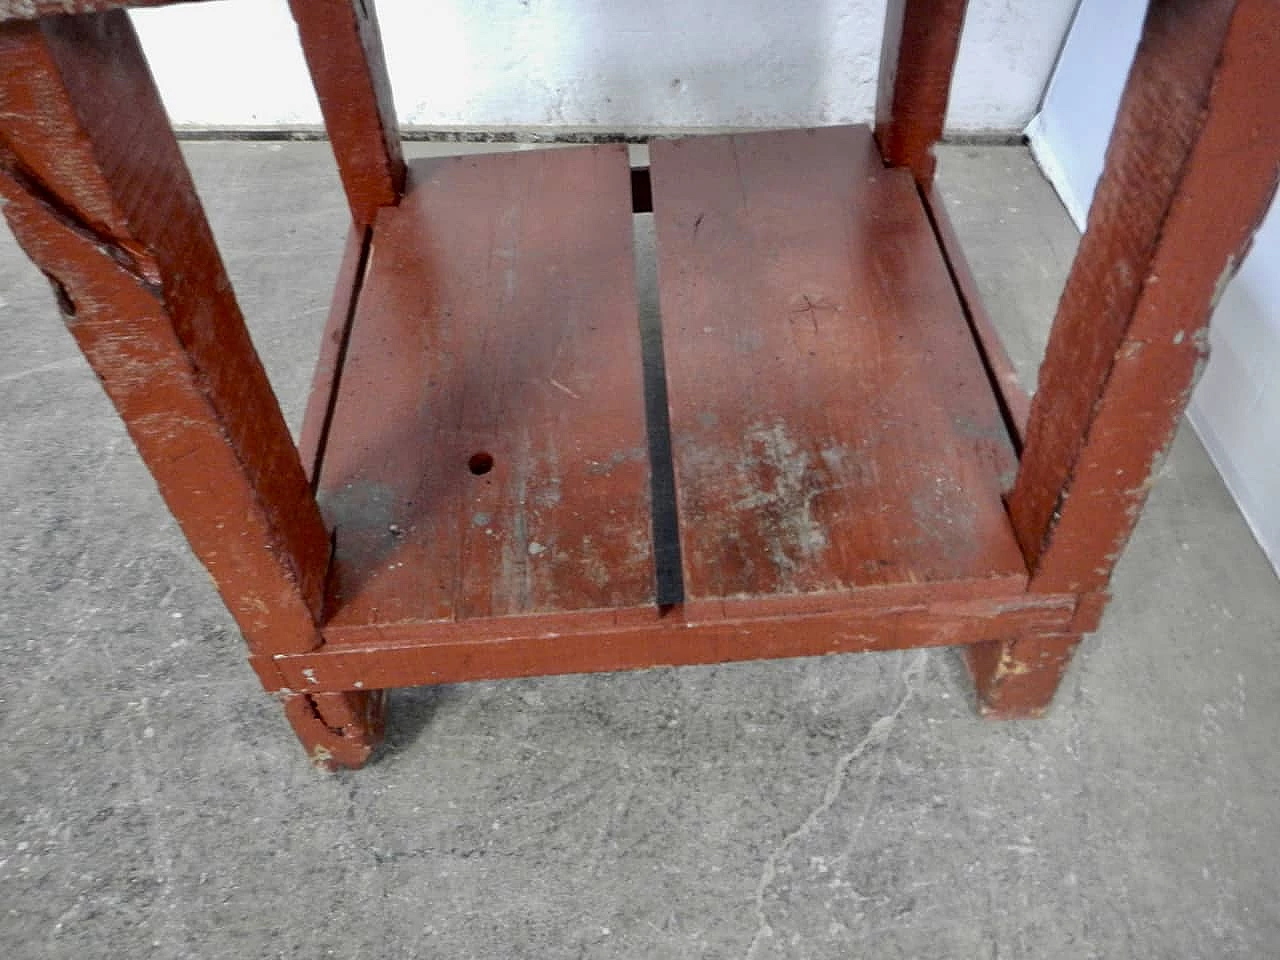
[283,690,388,771]
[971,0,1280,717]
[875,0,970,188]
[287,0,405,227]
[0,12,383,769]
[968,634,1079,720]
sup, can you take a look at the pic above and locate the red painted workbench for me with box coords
[1,0,1275,768]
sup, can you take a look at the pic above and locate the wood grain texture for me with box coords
[650,126,1026,617]
[288,0,404,227]
[875,0,970,187]
[0,13,331,655]
[317,146,654,630]
[281,596,1077,693]
[1010,0,1280,594]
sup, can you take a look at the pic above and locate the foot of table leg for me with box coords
[282,690,387,771]
[966,633,1080,719]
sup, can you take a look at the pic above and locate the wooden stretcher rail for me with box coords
[265,594,1080,693]
[315,145,657,630]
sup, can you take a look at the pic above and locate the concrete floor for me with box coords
[2,142,1278,959]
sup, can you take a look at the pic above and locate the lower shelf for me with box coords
[316,144,655,630]
[294,125,1032,690]
[649,126,1025,615]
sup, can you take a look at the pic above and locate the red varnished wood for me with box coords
[973,0,1278,718]
[1009,0,1280,595]
[966,632,1080,719]
[278,595,1077,693]
[317,146,654,631]
[650,126,1026,617]
[317,575,1060,654]
[0,13,330,656]
[282,689,386,771]
[875,0,970,187]
[923,185,1030,450]
[298,221,368,485]
[5,0,1273,762]
[288,0,404,227]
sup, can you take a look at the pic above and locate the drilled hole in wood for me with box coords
[468,452,494,476]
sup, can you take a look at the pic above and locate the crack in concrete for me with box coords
[743,650,928,960]
[0,356,84,384]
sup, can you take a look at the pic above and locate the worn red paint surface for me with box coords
[971,0,1278,716]
[288,0,404,227]
[298,222,368,486]
[966,632,1081,720]
[0,14,330,655]
[285,596,1078,694]
[875,0,971,189]
[651,126,1025,615]
[0,11,378,765]
[315,146,656,630]
[3,0,1272,765]
[1011,0,1279,595]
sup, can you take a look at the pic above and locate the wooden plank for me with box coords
[282,688,386,770]
[298,222,369,485]
[0,13,330,655]
[317,145,654,629]
[1009,0,1280,595]
[288,0,404,227]
[973,0,1278,719]
[875,0,970,187]
[0,0,211,21]
[276,595,1078,693]
[923,184,1029,451]
[650,126,1027,616]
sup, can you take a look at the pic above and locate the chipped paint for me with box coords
[731,421,832,580]
[309,744,334,770]
[1209,254,1238,311]
[993,650,1033,680]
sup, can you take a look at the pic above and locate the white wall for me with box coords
[1027,0,1280,576]
[132,0,1078,135]
[1023,0,1144,225]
